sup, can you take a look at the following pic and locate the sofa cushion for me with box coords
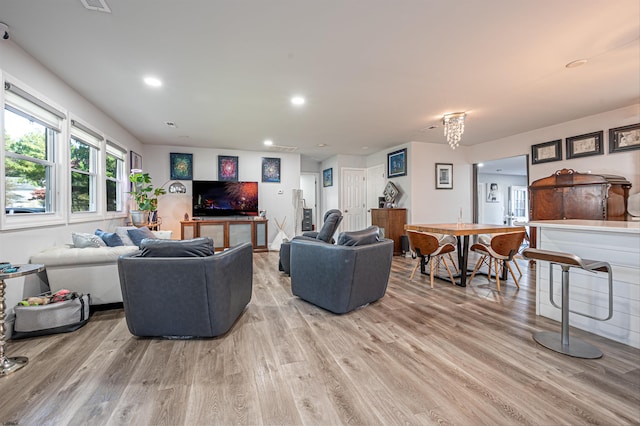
[31,245,140,267]
[95,229,124,247]
[116,226,138,246]
[317,211,342,242]
[139,237,215,258]
[127,227,157,247]
[337,226,380,246]
[72,232,107,248]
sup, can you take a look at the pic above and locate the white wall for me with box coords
[144,145,301,242]
[0,40,143,318]
[467,104,640,193]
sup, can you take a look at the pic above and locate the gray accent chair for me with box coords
[117,238,253,338]
[278,209,343,275]
[290,226,394,314]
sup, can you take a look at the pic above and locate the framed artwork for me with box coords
[130,151,142,172]
[323,168,333,187]
[486,183,500,203]
[218,155,239,181]
[531,139,562,164]
[566,131,604,159]
[387,148,407,178]
[262,157,281,183]
[170,153,193,180]
[435,163,453,190]
[609,123,640,153]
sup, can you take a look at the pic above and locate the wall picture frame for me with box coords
[531,139,562,164]
[323,167,333,187]
[170,153,193,180]
[566,131,604,159]
[130,150,142,172]
[261,157,281,183]
[435,163,453,190]
[387,148,407,178]
[218,155,239,181]
[486,182,500,203]
[609,123,640,153]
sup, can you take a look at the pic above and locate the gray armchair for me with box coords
[278,209,343,275]
[290,227,393,314]
[117,238,253,338]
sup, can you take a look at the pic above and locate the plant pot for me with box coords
[130,210,149,226]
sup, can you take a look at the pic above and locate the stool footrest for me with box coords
[533,331,603,359]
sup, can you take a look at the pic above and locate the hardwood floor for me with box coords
[1,252,639,425]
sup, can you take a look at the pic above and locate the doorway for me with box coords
[300,173,319,231]
[473,155,529,225]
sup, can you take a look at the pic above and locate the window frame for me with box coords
[104,139,127,218]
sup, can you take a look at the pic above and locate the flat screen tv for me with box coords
[192,181,259,217]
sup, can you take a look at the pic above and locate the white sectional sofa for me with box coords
[30,229,172,305]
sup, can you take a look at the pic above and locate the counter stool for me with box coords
[522,248,613,359]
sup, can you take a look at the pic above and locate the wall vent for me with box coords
[269,144,298,152]
[81,0,111,13]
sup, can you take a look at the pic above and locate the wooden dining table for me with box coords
[404,223,526,287]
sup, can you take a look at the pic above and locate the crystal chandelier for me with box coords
[443,112,466,150]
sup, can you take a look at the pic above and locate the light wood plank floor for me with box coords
[1,252,639,425]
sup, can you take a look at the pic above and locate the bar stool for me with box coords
[522,248,613,359]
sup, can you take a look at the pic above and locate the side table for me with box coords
[0,263,45,376]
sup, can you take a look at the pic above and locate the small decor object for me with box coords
[531,139,562,164]
[609,123,640,153]
[184,212,189,221]
[270,217,289,251]
[323,168,333,187]
[387,148,407,178]
[262,157,281,183]
[218,155,239,181]
[435,163,453,190]
[130,151,142,171]
[566,131,604,159]
[170,153,193,180]
[383,181,400,205]
[486,183,500,202]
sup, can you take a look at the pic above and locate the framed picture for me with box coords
[262,157,281,183]
[387,148,407,178]
[486,183,500,203]
[323,168,333,187]
[531,140,562,164]
[435,163,453,190]
[130,151,142,172]
[609,123,640,153]
[218,155,238,181]
[566,131,604,159]
[170,153,193,180]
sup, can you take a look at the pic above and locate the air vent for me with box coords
[269,144,298,152]
[81,0,111,13]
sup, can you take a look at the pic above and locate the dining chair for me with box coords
[468,230,526,291]
[407,231,456,288]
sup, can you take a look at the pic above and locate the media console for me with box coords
[181,219,268,252]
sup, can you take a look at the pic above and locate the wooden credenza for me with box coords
[371,208,407,255]
[181,219,268,252]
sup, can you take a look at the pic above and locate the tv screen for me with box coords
[192,181,259,217]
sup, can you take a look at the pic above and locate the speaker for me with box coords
[400,235,409,254]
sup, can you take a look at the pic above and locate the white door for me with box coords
[366,163,386,227]
[508,185,529,225]
[341,168,366,232]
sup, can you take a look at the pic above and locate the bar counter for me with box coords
[527,219,640,348]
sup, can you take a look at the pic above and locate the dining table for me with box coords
[404,223,526,287]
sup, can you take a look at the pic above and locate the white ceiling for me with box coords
[1,1,638,161]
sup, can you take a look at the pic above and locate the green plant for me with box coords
[129,172,166,212]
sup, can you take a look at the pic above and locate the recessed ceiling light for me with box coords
[478,163,484,167]
[264,139,273,146]
[565,59,588,69]
[291,96,306,106]
[144,76,162,87]
[317,143,326,147]
[361,146,369,150]
[165,121,176,128]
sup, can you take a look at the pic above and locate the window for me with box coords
[4,82,64,216]
[69,120,101,213]
[106,141,125,212]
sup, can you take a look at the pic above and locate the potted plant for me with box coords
[129,172,166,226]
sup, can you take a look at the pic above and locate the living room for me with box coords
[0,1,639,423]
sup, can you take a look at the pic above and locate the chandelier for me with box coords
[443,112,466,150]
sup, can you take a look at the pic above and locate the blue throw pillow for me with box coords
[95,229,124,247]
[127,227,157,247]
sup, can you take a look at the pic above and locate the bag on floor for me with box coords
[12,293,90,339]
